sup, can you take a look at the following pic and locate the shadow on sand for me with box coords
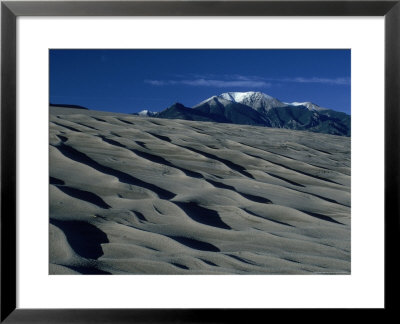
[50,219,109,259]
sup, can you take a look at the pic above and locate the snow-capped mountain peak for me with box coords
[218,91,286,112]
[157,91,349,136]
[219,91,273,102]
[194,95,232,108]
[219,91,269,102]
[138,109,156,116]
[287,102,329,112]
[195,91,332,114]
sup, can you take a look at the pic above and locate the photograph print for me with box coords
[49,49,351,275]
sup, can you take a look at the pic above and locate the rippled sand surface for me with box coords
[49,106,351,274]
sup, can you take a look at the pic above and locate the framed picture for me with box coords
[1,0,398,322]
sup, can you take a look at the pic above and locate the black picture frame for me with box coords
[1,0,399,322]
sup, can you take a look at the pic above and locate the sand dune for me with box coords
[49,106,351,274]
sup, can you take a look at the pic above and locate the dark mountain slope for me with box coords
[193,97,271,126]
[153,92,351,136]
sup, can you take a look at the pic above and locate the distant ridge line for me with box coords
[50,103,89,110]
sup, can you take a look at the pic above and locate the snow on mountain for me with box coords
[215,91,331,112]
[194,95,236,108]
[138,109,156,117]
[218,91,287,112]
[287,101,329,112]
[157,91,350,136]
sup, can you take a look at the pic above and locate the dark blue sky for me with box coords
[50,49,351,114]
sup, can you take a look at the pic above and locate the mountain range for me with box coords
[142,91,351,136]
